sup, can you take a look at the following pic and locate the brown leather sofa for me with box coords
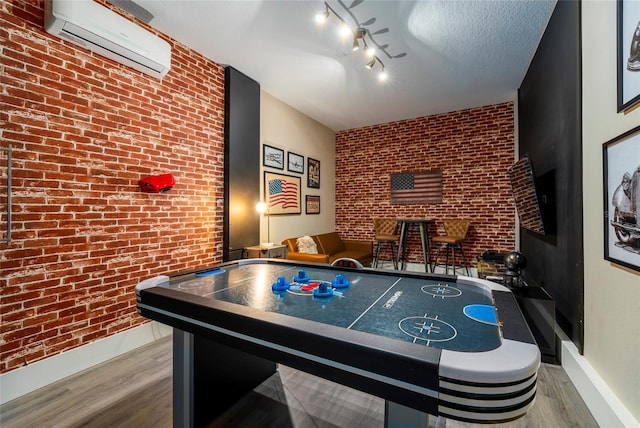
[282,232,373,266]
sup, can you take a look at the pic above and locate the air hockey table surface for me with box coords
[136,258,540,426]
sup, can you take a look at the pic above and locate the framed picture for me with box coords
[305,195,320,214]
[603,125,640,272]
[263,144,284,169]
[390,170,443,205]
[287,152,304,174]
[264,171,301,215]
[307,157,320,188]
[617,0,640,112]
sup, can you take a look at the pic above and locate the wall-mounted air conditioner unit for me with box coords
[44,0,171,79]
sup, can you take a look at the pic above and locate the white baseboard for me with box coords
[557,329,639,428]
[0,321,172,405]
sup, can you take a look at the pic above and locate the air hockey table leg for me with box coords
[173,329,194,428]
[385,401,445,428]
[172,329,277,427]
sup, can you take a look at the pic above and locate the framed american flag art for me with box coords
[390,171,443,204]
[264,171,301,215]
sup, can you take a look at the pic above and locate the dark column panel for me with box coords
[517,0,583,352]
[224,67,260,261]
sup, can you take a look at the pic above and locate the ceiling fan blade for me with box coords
[361,17,376,26]
[393,53,407,58]
[349,0,364,8]
[372,28,389,35]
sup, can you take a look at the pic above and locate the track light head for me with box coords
[352,28,365,51]
[365,46,375,58]
[339,22,351,38]
[378,68,387,82]
[315,4,330,23]
[366,58,376,69]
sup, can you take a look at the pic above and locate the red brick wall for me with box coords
[336,103,516,265]
[0,0,225,373]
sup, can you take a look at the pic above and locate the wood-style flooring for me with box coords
[0,334,599,428]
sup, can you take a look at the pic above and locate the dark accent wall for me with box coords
[518,0,583,352]
[224,67,260,261]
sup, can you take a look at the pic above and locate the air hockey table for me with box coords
[135,259,540,427]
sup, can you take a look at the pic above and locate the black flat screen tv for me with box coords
[508,154,546,235]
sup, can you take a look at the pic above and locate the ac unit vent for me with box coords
[45,0,171,79]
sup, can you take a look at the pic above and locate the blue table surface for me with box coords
[159,263,502,352]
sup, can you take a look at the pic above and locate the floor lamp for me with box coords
[255,202,273,248]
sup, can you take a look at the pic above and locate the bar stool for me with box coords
[431,219,471,275]
[373,218,399,269]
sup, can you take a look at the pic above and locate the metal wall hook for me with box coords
[1,144,12,243]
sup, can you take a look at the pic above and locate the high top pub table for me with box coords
[396,218,434,272]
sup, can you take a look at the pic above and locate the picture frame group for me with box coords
[262,143,321,216]
[263,143,321,190]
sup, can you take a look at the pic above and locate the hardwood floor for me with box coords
[0,334,599,428]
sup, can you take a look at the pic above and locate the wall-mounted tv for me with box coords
[508,154,546,235]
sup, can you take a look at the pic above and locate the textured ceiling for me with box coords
[136,0,556,131]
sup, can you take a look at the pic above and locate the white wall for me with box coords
[260,91,336,244]
[582,1,640,424]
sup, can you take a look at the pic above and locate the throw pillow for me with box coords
[296,236,318,254]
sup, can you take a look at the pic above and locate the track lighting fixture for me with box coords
[315,2,387,82]
[352,37,359,51]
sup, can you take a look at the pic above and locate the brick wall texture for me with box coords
[335,103,516,265]
[0,1,517,375]
[0,0,225,373]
